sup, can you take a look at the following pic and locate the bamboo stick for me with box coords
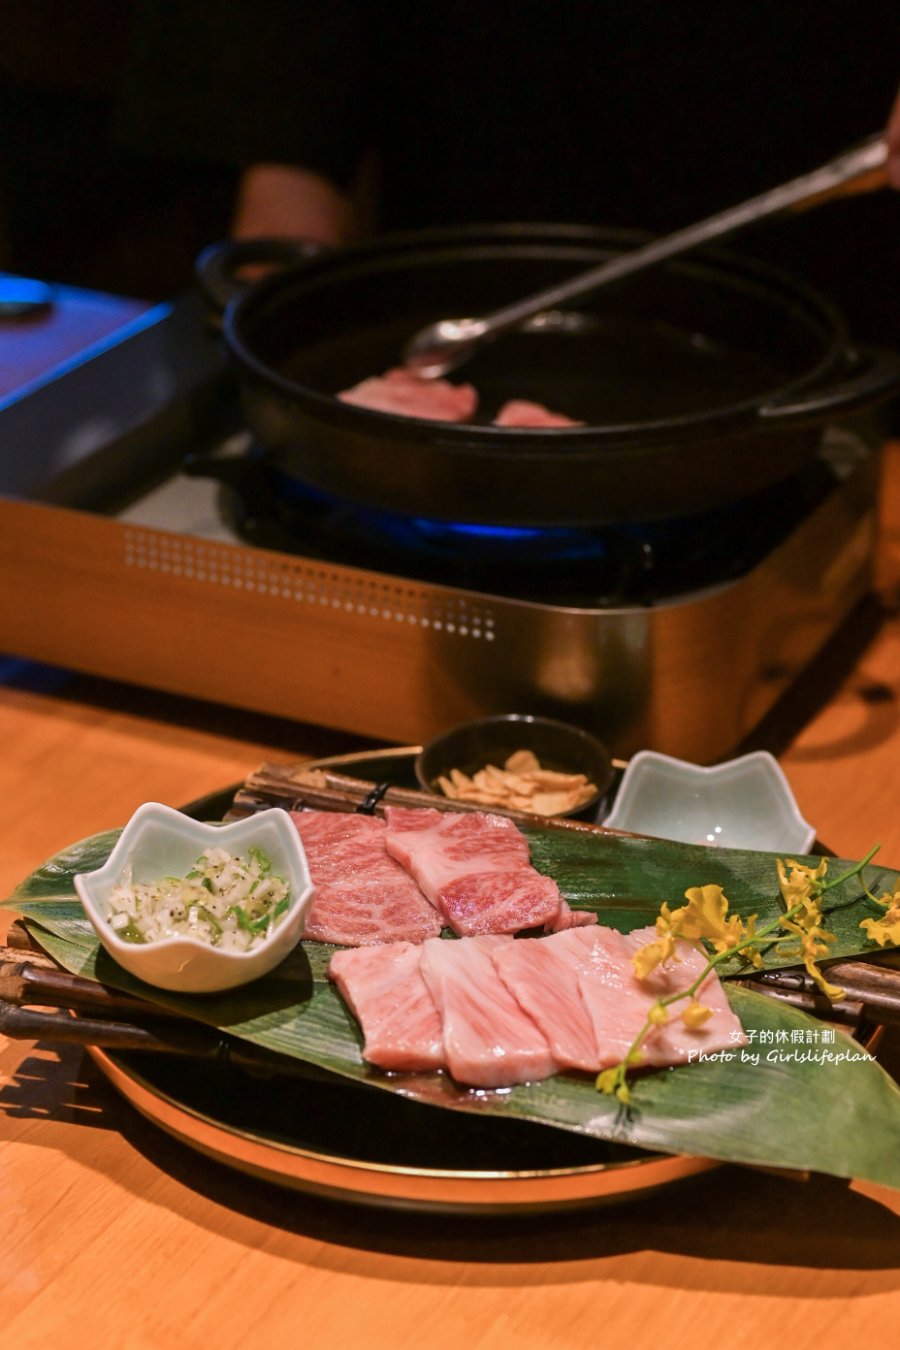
[231,763,625,834]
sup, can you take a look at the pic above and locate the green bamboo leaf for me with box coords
[5,823,900,1190]
[20,920,900,1189]
[526,830,893,970]
[8,829,122,903]
[7,826,890,964]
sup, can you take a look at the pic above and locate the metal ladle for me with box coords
[404,134,889,379]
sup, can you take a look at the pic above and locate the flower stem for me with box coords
[596,846,879,1102]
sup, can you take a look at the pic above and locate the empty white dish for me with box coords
[602,750,816,853]
[75,802,315,993]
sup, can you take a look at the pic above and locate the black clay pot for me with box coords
[196,225,900,526]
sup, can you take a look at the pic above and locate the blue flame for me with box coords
[410,517,568,543]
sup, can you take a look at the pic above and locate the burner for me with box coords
[185,445,839,606]
[1,293,880,763]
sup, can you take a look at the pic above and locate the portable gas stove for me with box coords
[0,292,882,761]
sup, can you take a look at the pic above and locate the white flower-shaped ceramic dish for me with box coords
[75,802,315,993]
[602,750,816,853]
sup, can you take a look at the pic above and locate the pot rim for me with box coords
[218,223,852,446]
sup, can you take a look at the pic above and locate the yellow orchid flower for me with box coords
[860,881,900,947]
[633,884,758,980]
[777,857,829,921]
[860,915,900,947]
[597,843,879,1104]
[631,932,677,980]
[596,1068,629,1103]
[779,917,843,1000]
[805,961,844,1002]
[667,884,747,953]
[681,1000,713,1030]
[739,914,765,969]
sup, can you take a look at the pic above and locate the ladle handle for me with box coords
[477,136,889,338]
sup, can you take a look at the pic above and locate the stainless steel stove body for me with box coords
[0,295,881,761]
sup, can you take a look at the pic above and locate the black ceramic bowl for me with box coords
[415,714,615,820]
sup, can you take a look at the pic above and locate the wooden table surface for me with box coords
[1,300,899,1343]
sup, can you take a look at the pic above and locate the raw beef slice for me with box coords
[292,810,442,946]
[383,806,563,935]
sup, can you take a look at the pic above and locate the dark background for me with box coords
[0,1,237,300]
[1,1,898,348]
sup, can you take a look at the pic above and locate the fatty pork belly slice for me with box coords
[622,926,747,1064]
[575,925,746,1069]
[328,942,446,1072]
[493,398,585,428]
[546,897,598,932]
[420,935,560,1087]
[383,805,563,936]
[337,368,478,422]
[491,927,602,1072]
[291,810,442,946]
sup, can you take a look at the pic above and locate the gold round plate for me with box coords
[88,1045,715,1213]
[86,745,715,1214]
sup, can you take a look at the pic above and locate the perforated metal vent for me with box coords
[122,527,496,639]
